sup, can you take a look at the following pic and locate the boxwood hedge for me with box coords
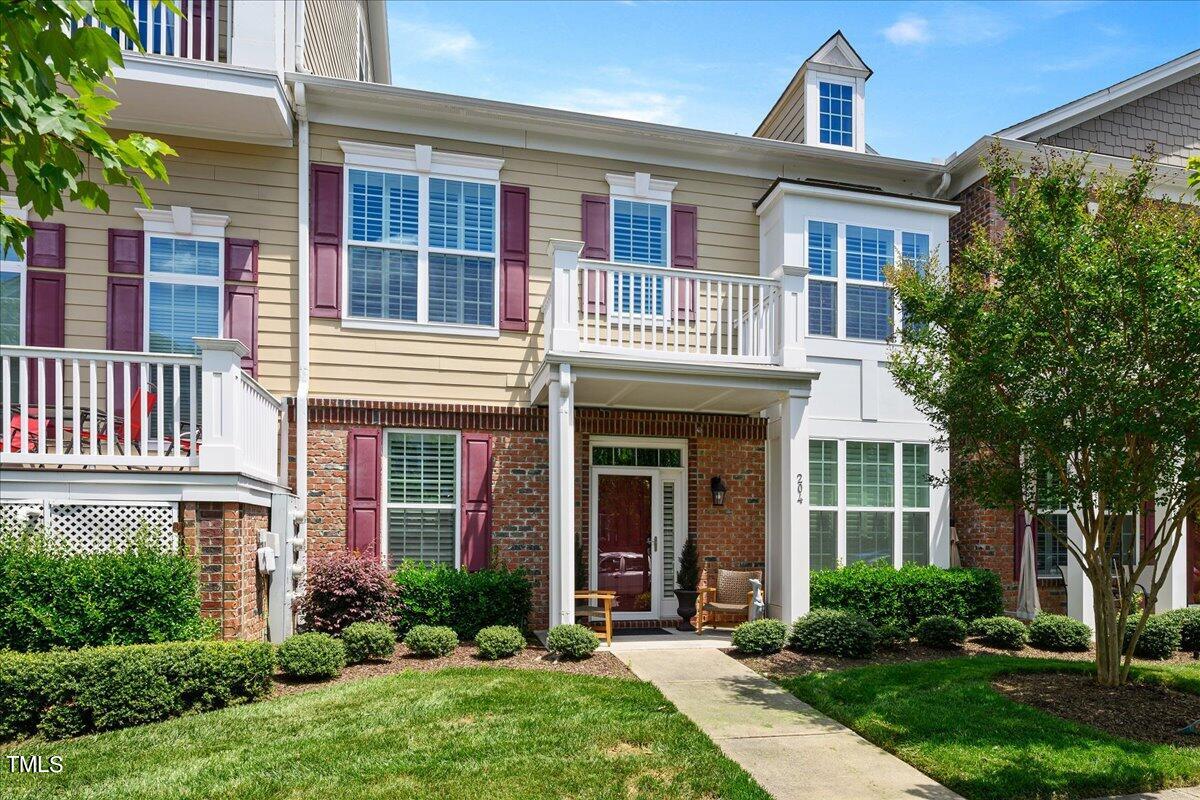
[810,563,1003,628]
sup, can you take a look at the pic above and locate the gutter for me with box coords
[295,80,310,549]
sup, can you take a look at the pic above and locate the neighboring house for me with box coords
[0,3,1193,640]
[944,49,1200,627]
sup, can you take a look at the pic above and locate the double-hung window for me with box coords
[807,221,837,337]
[385,430,458,566]
[846,441,895,565]
[611,199,668,316]
[901,443,930,565]
[818,82,854,147]
[146,234,222,432]
[809,439,839,571]
[1,235,24,347]
[1036,513,1069,577]
[845,225,893,341]
[343,144,501,332]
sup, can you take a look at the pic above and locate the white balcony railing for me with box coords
[543,240,808,369]
[0,338,284,484]
[79,0,231,64]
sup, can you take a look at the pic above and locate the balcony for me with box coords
[534,240,815,415]
[82,1,292,144]
[0,339,285,489]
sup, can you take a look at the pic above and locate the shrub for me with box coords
[0,531,211,652]
[789,609,878,658]
[298,551,397,635]
[1123,614,1182,660]
[875,621,910,649]
[546,624,599,660]
[393,562,532,639]
[1029,613,1091,652]
[341,622,396,664]
[0,640,273,741]
[731,618,788,655]
[277,633,345,679]
[810,563,1003,629]
[969,616,1029,650]
[404,625,458,657]
[1164,607,1200,653]
[915,615,967,649]
[475,625,526,660]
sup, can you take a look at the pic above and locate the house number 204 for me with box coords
[795,474,803,504]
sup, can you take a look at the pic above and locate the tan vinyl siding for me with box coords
[304,0,367,81]
[755,82,807,143]
[308,123,772,406]
[48,133,298,398]
[1042,75,1200,168]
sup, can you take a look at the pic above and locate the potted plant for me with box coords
[674,536,700,631]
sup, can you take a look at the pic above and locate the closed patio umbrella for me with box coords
[1015,517,1040,621]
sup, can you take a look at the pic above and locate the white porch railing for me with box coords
[544,240,808,369]
[0,338,283,484]
[79,0,231,64]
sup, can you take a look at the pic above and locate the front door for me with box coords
[596,473,655,616]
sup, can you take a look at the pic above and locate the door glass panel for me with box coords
[597,474,653,613]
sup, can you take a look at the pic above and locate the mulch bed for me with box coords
[272,642,634,698]
[992,671,1200,747]
[734,639,1200,679]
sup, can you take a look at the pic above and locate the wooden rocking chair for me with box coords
[696,567,763,635]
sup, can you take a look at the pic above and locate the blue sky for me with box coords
[384,1,1195,163]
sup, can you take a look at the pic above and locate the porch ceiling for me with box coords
[531,355,817,415]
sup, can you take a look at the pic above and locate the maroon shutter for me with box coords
[224,285,259,377]
[1142,501,1156,553]
[499,184,530,332]
[310,164,343,318]
[346,428,382,556]
[106,277,144,415]
[25,271,66,405]
[461,433,493,571]
[27,222,66,269]
[108,229,144,274]
[671,203,698,318]
[224,238,259,282]
[581,194,609,312]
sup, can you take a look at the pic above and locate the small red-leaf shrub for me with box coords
[298,551,397,634]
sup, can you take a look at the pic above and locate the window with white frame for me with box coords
[342,143,501,332]
[818,81,854,148]
[611,196,669,316]
[1037,513,1069,577]
[809,439,838,571]
[846,441,895,564]
[807,221,837,337]
[901,443,930,565]
[1,235,24,347]
[385,430,459,566]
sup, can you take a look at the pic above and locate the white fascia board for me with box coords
[0,470,282,507]
[756,181,960,218]
[339,140,504,180]
[996,49,1200,141]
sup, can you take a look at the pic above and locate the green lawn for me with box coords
[780,655,1200,800]
[0,667,769,800]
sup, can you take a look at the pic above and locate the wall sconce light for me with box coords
[710,476,727,507]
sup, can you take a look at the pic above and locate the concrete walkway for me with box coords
[615,646,962,800]
[1095,790,1200,800]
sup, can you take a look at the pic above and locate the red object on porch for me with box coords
[597,474,653,612]
[460,433,493,571]
[346,428,381,556]
[63,387,158,454]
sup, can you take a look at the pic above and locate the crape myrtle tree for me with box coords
[0,0,177,257]
[888,145,1200,687]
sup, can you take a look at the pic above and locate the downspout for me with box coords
[295,79,310,579]
[932,171,951,199]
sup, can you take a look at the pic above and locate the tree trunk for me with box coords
[1092,571,1123,687]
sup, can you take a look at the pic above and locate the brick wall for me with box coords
[179,501,268,641]
[305,399,766,630]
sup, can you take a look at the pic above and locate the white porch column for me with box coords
[546,240,582,356]
[195,338,248,473]
[547,363,576,628]
[1152,503,1188,612]
[772,264,809,370]
[768,388,811,624]
[1065,519,1096,631]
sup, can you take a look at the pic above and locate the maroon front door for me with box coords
[597,474,653,613]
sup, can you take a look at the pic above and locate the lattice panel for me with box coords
[0,503,43,533]
[0,502,178,553]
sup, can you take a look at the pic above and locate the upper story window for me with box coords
[902,232,930,264]
[606,172,676,317]
[845,225,893,340]
[341,142,504,334]
[818,82,854,148]
[1,214,25,346]
[807,221,837,337]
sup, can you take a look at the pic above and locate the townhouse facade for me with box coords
[0,2,1195,639]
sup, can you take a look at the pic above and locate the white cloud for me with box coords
[884,16,932,46]
[540,88,686,125]
[390,20,480,62]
